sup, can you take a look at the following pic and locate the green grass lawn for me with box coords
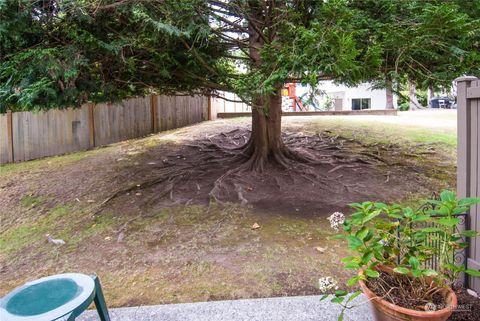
[289,109,457,148]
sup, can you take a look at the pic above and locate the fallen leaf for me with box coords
[251,223,260,230]
[135,193,142,196]
[87,200,95,203]
[316,246,327,253]
[105,236,111,241]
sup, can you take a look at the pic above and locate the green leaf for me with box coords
[363,229,374,242]
[453,207,468,215]
[403,207,414,218]
[440,190,456,202]
[331,296,344,303]
[460,230,480,237]
[444,263,464,272]
[346,290,362,303]
[320,294,330,301]
[356,227,370,240]
[412,215,430,222]
[386,212,403,219]
[363,209,382,223]
[346,276,360,286]
[426,199,443,206]
[341,256,358,263]
[344,262,361,269]
[437,217,460,227]
[422,269,438,277]
[365,269,380,278]
[411,269,422,277]
[348,202,363,209]
[373,250,385,261]
[466,269,480,277]
[408,257,420,270]
[335,290,348,297]
[374,202,388,210]
[347,236,363,249]
[458,197,480,206]
[393,267,410,274]
[361,251,374,265]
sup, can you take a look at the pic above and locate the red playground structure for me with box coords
[282,83,307,111]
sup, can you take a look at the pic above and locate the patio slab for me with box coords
[78,294,374,321]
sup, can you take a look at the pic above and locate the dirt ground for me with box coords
[0,113,456,307]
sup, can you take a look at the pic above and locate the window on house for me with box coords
[352,98,371,110]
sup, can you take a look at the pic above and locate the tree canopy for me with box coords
[2,0,476,113]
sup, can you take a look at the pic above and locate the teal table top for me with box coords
[0,273,95,321]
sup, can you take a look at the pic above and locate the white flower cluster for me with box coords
[318,276,338,293]
[327,212,345,231]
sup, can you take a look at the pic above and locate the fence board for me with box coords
[0,114,8,164]
[94,96,152,146]
[470,99,478,268]
[457,76,480,292]
[474,98,479,278]
[10,107,90,162]
[0,94,206,164]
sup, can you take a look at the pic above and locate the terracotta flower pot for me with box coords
[358,265,457,321]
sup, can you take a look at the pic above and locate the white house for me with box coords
[294,81,398,111]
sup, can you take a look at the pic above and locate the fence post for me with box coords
[456,75,479,290]
[87,103,96,148]
[6,110,14,162]
[456,76,478,199]
[207,94,212,121]
[151,94,159,133]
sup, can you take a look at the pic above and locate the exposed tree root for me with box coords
[92,128,421,214]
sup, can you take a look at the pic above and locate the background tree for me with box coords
[351,0,480,109]
[0,0,382,171]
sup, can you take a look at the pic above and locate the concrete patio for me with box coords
[78,294,373,321]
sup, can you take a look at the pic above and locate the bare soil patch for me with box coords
[0,118,456,306]
[92,126,447,218]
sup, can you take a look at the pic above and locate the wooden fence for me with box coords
[456,76,480,293]
[211,92,250,120]
[0,95,207,164]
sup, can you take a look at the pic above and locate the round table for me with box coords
[0,273,110,321]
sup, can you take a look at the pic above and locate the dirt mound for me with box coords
[96,128,433,217]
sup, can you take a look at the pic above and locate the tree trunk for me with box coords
[408,81,422,110]
[242,1,291,170]
[427,85,434,108]
[385,77,394,109]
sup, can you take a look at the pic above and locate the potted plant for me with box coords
[320,190,480,321]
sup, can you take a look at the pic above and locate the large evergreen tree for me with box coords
[1,0,478,170]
